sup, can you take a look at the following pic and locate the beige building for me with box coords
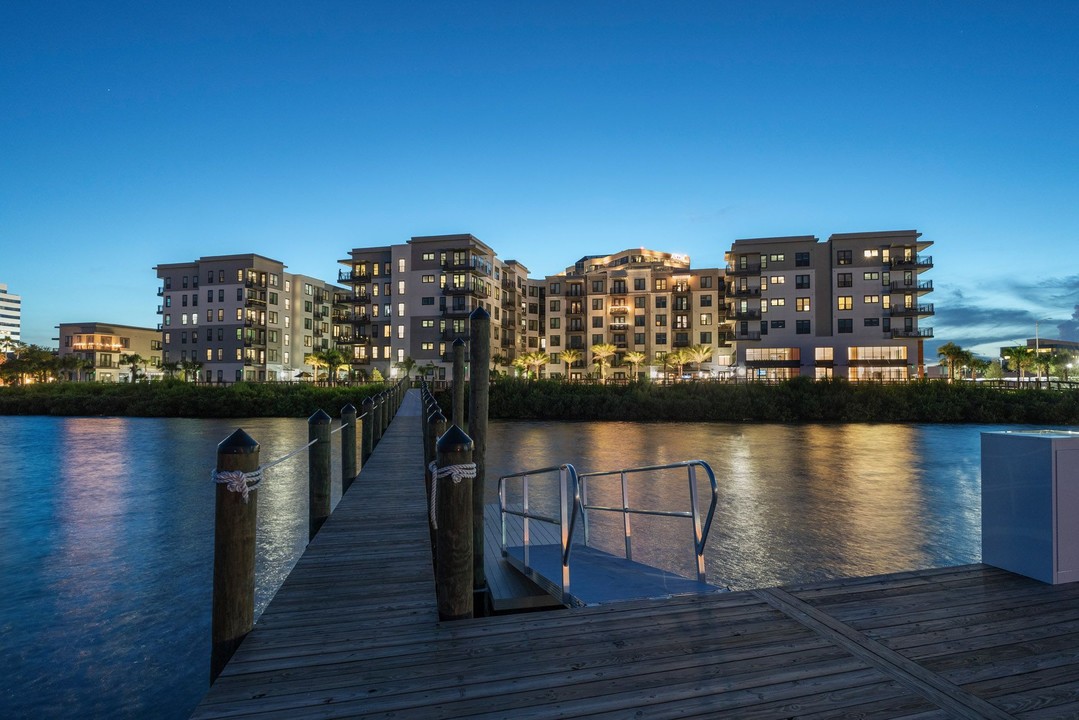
[154,254,347,383]
[542,249,732,380]
[726,230,934,381]
[56,322,162,382]
[338,234,545,379]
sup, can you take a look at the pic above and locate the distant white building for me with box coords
[0,283,21,344]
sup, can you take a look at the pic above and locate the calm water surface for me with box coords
[0,415,1043,719]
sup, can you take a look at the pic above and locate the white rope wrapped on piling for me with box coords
[211,468,262,503]
[427,461,477,529]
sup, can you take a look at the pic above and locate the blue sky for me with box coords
[3,1,1078,357]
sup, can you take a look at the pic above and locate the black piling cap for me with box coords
[452,337,466,347]
[341,403,357,416]
[218,428,259,455]
[362,396,374,408]
[469,306,491,321]
[428,408,446,424]
[436,424,474,453]
[308,408,332,425]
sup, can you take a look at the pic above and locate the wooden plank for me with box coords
[755,587,1017,720]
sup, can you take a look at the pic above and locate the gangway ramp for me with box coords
[498,460,726,607]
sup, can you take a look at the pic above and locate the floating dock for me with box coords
[191,390,1079,719]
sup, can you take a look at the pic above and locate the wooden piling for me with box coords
[372,393,384,446]
[425,409,448,554]
[211,428,260,684]
[341,403,357,494]
[360,396,374,464]
[452,338,466,429]
[434,424,474,621]
[308,409,332,541]
[468,306,491,601]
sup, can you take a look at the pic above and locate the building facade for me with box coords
[542,249,732,379]
[56,322,162,382]
[154,254,347,383]
[726,230,934,381]
[338,234,545,379]
[0,283,21,343]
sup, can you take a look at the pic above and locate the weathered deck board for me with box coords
[191,389,1079,719]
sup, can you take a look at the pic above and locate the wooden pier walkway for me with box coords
[192,390,1079,719]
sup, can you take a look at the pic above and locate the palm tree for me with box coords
[968,356,991,381]
[119,353,146,383]
[1001,345,1033,383]
[624,351,647,380]
[559,348,582,380]
[525,351,550,379]
[935,342,965,382]
[685,344,714,377]
[511,355,529,378]
[181,359,203,383]
[306,348,348,385]
[161,360,181,380]
[590,343,617,381]
[490,353,507,375]
[394,355,417,383]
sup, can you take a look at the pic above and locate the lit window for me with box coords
[838,296,853,311]
[796,298,810,312]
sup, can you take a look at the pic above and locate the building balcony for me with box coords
[338,269,370,283]
[889,303,935,317]
[609,322,629,330]
[607,305,631,314]
[888,255,933,271]
[350,357,371,365]
[340,294,371,305]
[565,307,584,316]
[731,309,762,321]
[332,310,354,323]
[243,279,266,289]
[156,323,163,331]
[245,297,266,307]
[672,340,691,348]
[728,286,761,298]
[891,327,934,339]
[156,305,163,314]
[725,263,762,276]
[733,329,762,341]
[889,279,934,294]
[348,315,371,326]
[157,287,165,297]
[442,285,475,296]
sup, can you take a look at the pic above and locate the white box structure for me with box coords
[981,430,1079,584]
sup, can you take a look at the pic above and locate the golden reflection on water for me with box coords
[487,420,984,591]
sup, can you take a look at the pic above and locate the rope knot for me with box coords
[211,468,262,503]
[427,461,477,529]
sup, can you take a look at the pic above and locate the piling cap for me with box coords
[308,408,332,424]
[362,396,374,408]
[452,337,466,347]
[341,403,357,415]
[218,428,259,454]
[428,408,446,423]
[470,306,491,321]
[436,424,473,452]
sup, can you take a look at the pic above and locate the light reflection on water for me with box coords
[486,421,988,591]
[0,416,340,720]
[0,415,1031,719]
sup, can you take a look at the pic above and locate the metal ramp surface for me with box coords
[504,542,723,606]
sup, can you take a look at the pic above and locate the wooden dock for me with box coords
[192,390,1079,719]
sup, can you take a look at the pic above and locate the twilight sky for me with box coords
[3,1,1078,357]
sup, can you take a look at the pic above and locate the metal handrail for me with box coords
[498,464,581,604]
[577,460,718,583]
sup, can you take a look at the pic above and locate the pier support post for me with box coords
[211,429,260,684]
[452,338,466,429]
[380,391,390,435]
[372,393,384,447]
[308,409,332,541]
[435,424,474,621]
[361,396,374,464]
[469,307,491,606]
[426,409,448,554]
[341,403,357,494]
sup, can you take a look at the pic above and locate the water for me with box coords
[0,415,1044,718]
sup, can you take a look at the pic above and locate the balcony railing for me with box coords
[727,286,761,298]
[725,263,761,276]
[731,309,761,321]
[733,330,762,341]
[889,279,934,293]
[338,269,370,283]
[888,255,933,270]
[157,287,164,297]
[348,315,370,325]
[891,327,934,339]
[156,305,163,314]
[889,303,935,317]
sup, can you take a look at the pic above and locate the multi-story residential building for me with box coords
[338,234,544,379]
[542,249,732,380]
[0,283,21,343]
[56,322,162,382]
[726,230,934,381]
[154,254,347,383]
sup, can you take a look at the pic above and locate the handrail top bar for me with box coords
[582,505,695,520]
[499,464,577,481]
[577,459,711,479]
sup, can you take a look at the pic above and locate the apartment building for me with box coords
[726,230,934,381]
[154,254,347,383]
[0,283,21,343]
[337,234,544,379]
[56,322,162,382]
[542,249,731,380]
